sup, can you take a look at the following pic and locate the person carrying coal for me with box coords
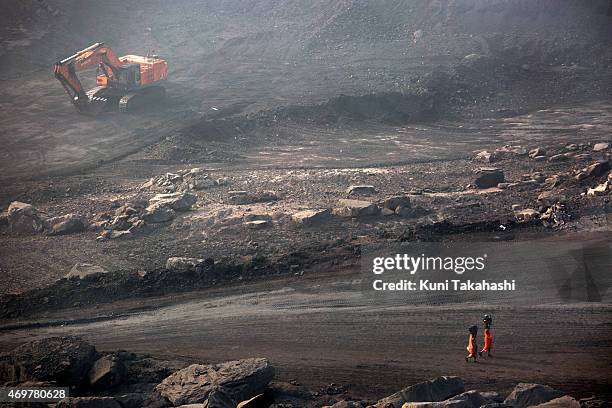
[479,314,493,358]
[465,325,478,363]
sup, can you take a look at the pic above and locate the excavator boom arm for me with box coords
[53,42,124,112]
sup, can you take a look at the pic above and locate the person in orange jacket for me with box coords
[479,314,493,358]
[465,325,478,363]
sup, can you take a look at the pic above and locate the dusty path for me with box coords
[1,264,611,401]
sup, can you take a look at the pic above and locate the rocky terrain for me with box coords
[0,1,611,407]
[0,336,606,407]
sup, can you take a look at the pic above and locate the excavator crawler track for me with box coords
[119,86,166,113]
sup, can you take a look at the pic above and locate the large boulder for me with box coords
[56,397,122,408]
[503,383,564,408]
[474,168,505,189]
[380,196,411,211]
[374,376,464,408]
[155,358,275,406]
[291,209,331,226]
[333,199,379,218]
[149,192,197,211]
[47,213,88,235]
[88,355,126,389]
[142,201,176,223]
[0,336,98,386]
[7,201,47,234]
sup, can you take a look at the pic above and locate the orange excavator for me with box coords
[54,42,168,114]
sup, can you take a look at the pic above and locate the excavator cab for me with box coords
[96,63,141,90]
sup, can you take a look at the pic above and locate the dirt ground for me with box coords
[1,0,612,405]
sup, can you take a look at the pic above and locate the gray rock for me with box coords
[514,209,539,222]
[149,192,197,211]
[374,376,464,408]
[578,161,610,181]
[48,213,88,235]
[0,336,98,386]
[143,202,176,223]
[347,185,377,196]
[380,196,411,211]
[537,191,566,207]
[402,390,494,408]
[474,168,504,189]
[587,181,609,196]
[395,205,413,217]
[381,208,395,216]
[7,201,47,234]
[503,383,564,408]
[531,396,580,407]
[291,209,331,226]
[245,220,271,230]
[109,230,131,239]
[475,151,496,163]
[88,355,126,389]
[56,397,122,408]
[334,199,379,218]
[166,257,203,272]
[66,263,108,279]
[529,147,546,158]
[548,153,571,162]
[155,358,274,406]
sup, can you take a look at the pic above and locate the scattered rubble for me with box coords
[228,191,279,205]
[143,168,225,192]
[149,192,197,212]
